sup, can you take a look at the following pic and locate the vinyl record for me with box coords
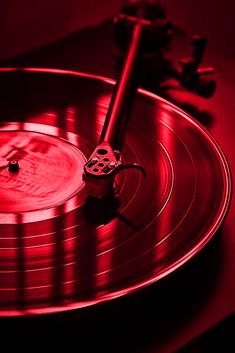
[0,68,231,316]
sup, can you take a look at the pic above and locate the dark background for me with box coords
[1,0,235,61]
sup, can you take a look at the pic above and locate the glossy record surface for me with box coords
[0,68,231,316]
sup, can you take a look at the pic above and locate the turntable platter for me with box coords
[0,68,231,316]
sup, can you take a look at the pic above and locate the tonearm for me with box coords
[82,0,216,199]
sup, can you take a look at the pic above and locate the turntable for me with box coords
[0,1,234,351]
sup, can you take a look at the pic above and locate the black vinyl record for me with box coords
[0,68,231,316]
